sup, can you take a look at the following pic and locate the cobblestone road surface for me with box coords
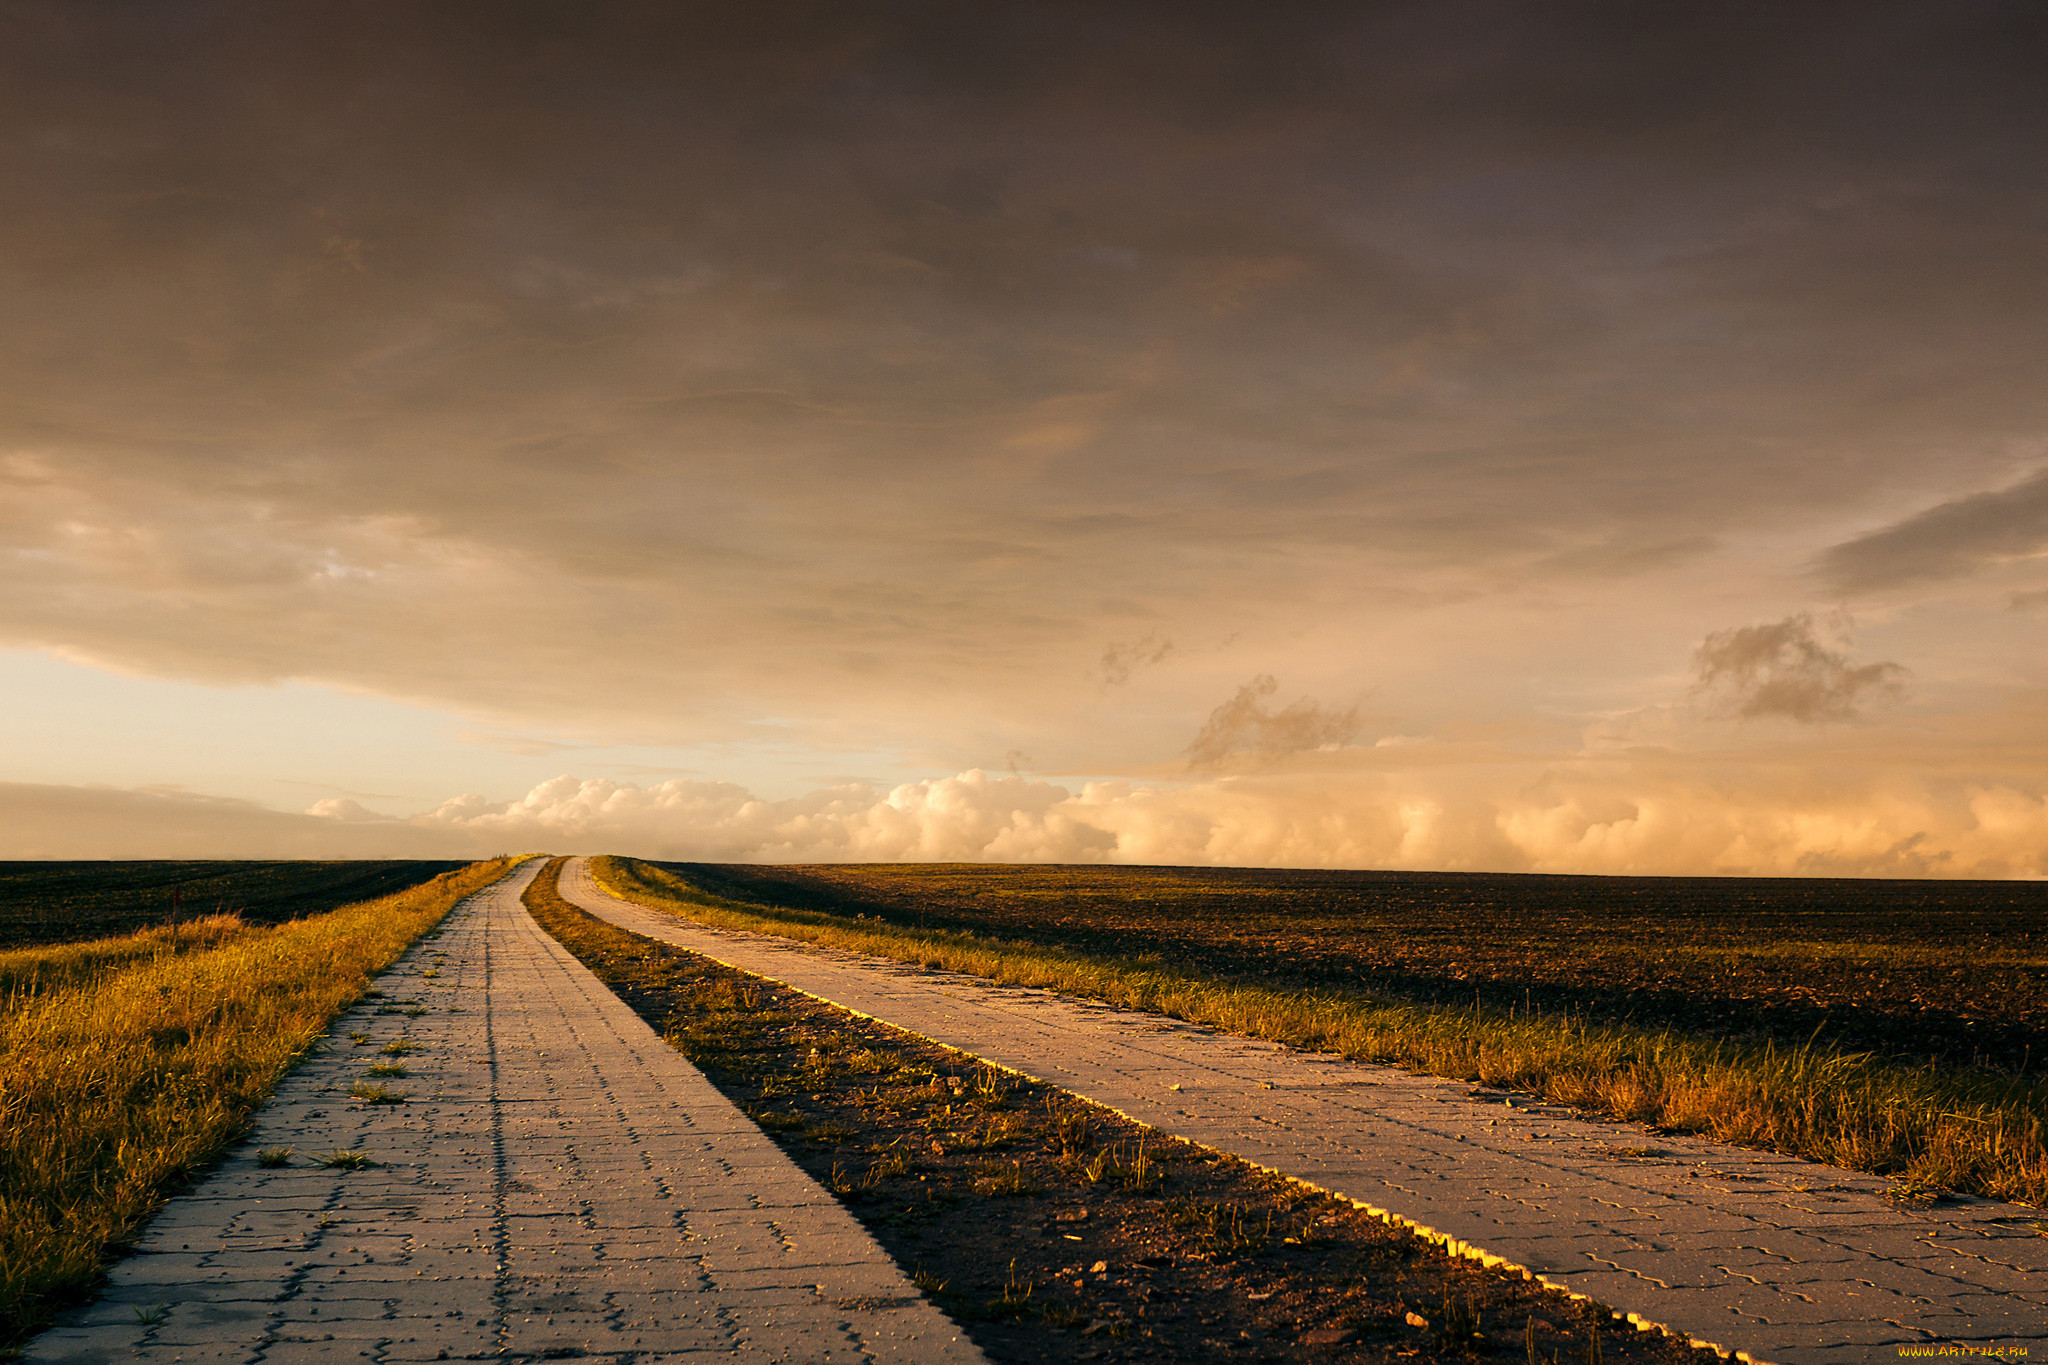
[560,858,2048,1365]
[26,860,982,1365]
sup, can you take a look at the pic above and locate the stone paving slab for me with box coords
[25,860,982,1365]
[561,858,2048,1365]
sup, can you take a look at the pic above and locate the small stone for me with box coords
[1090,1261,1109,1273]
[1405,1311,1429,1329]
[1302,1327,1357,1346]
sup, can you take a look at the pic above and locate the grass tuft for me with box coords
[316,1150,376,1170]
[349,1082,407,1106]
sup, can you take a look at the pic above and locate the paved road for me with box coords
[27,860,981,1365]
[560,858,2048,1365]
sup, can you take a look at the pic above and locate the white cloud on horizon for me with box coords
[386,764,2048,878]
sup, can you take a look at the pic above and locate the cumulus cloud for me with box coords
[412,770,1117,864]
[306,797,390,823]
[20,755,2048,878]
[1818,470,2048,593]
[1690,614,1905,723]
[400,764,2048,878]
[1186,676,1361,768]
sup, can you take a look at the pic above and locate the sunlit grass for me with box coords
[0,856,524,1345]
[595,855,2048,1206]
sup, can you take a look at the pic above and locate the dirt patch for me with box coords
[525,858,1716,1365]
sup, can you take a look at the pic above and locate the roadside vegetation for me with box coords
[595,857,2048,1207]
[527,858,1710,1365]
[0,859,469,947]
[0,856,521,1346]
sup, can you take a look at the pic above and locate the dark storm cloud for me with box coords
[0,0,2043,754]
[1816,470,2048,593]
[1691,615,1906,723]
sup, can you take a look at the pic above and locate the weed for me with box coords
[805,1121,854,1144]
[988,1259,1035,1317]
[1130,1137,1163,1186]
[973,1159,1042,1197]
[347,1031,371,1045]
[864,1148,915,1187]
[971,1065,1015,1107]
[349,1082,408,1105]
[1168,1197,1273,1256]
[752,1109,807,1132]
[379,1040,414,1056]
[404,1007,427,1018]
[131,1304,169,1326]
[1080,1140,1161,1193]
[255,1147,294,1168]
[1282,1212,1325,1246]
[317,1150,377,1170]
[1885,1175,1947,1205]
[1048,1099,1096,1157]
[365,1063,408,1078]
[911,1264,950,1296]
[1441,1289,1481,1344]
[955,1116,1021,1151]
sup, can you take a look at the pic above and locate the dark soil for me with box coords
[0,860,469,947]
[670,862,2048,1075]
[524,858,1715,1365]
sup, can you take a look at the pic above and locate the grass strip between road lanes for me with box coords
[528,858,1711,1365]
[0,855,525,1346]
[594,856,2048,1208]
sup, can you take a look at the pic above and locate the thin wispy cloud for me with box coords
[1817,471,2048,594]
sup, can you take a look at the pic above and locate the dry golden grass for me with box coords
[595,856,2048,1206]
[0,856,524,1344]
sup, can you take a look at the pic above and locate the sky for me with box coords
[5,0,2048,874]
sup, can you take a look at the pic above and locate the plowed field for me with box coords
[671,863,2048,1075]
[0,860,469,946]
